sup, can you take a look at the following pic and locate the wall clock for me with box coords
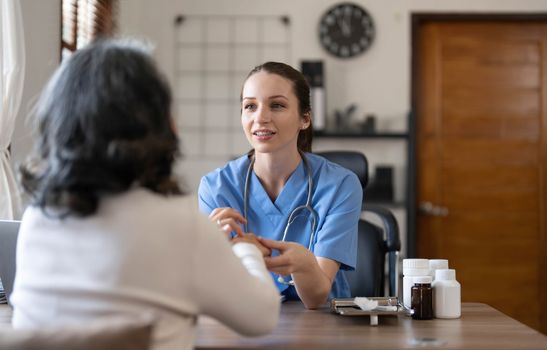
[318,2,375,58]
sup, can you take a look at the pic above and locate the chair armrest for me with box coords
[362,203,401,297]
[362,204,401,252]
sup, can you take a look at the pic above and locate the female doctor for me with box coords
[198,62,362,309]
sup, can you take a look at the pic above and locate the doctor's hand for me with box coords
[259,238,340,309]
[232,233,272,257]
[258,238,316,277]
[209,207,247,239]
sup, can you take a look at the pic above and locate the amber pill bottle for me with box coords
[411,276,433,320]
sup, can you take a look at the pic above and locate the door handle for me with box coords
[419,201,449,216]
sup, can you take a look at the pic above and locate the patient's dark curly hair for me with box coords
[20,39,182,217]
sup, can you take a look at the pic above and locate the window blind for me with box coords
[61,0,114,60]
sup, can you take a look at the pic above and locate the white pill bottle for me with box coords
[432,269,461,318]
[429,259,449,281]
[402,259,429,308]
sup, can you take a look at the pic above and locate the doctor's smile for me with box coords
[252,129,277,141]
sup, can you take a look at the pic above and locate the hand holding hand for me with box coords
[258,238,316,278]
[209,207,247,238]
[232,233,272,257]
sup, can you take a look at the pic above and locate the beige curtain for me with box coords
[0,0,25,220]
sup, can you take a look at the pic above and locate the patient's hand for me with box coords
[232,233,272,257]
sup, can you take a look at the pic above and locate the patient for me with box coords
[11,39,280,350]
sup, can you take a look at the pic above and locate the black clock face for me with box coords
[319,3,375,58]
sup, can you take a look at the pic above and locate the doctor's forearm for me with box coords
[292,264,332,309]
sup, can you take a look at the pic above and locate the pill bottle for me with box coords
[428,259,449,281]
[432,269,461,319]
[402,259,429,308]
[411,276,433,320]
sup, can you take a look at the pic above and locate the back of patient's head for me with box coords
[20,39,181,218]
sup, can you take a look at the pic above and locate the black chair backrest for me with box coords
[316,151,400,297]
[348,220,386,297]
[315,151,368,190]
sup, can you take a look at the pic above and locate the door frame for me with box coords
[410,13,547,334]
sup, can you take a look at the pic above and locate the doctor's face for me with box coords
[241,71,310,156]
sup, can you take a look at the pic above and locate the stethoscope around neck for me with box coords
[243,152,318,286]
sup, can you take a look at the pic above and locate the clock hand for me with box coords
[338,17,350,36]
[345,11,352,35]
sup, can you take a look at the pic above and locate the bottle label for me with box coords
[411,285,433,320]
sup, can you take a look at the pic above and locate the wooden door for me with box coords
[415,19,547,333]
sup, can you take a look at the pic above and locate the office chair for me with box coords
[315,151,401,297]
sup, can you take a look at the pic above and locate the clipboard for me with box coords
[330,297,405,326]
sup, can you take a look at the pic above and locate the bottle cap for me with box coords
[429,259,449,271]
[403,259,429,274]
[404,268,430,276]
[413,276,432,284]
[435,269,456,281]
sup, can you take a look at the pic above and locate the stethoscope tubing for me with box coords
[243,152,318,250]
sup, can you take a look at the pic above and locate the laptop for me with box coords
[0,220,20,306]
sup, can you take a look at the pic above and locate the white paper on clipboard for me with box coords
[330,297,405,326]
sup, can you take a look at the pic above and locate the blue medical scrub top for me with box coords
[198,153,362,299]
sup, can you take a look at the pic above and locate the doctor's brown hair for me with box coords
[241,62,313,153]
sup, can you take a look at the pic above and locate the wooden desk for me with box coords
[195,302,547,349]
[2,302,546,349]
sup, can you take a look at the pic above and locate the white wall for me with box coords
[10,0,547,252]
[10,0,60,175]
[117,0,547,256]
[14,0,547,186]
[117,0,547,195]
